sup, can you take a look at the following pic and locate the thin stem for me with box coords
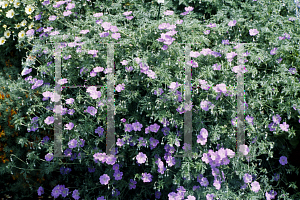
[10,154,27,165]
[12,166,41,171]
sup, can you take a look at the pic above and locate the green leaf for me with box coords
[289,182,298,190]
[157,179,165,190]
[17,137,27,147]
[27,151,39,161]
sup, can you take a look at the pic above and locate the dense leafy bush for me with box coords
[1,0,300,199]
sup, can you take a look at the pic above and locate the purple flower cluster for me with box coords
[83,106,97,116]
[279,33,291,40]
[141,172,152,182]
[250,180,260,193]
[201,147,235,171]
[200,100,215,111]
[51,185,70,198]
[206,193,216,200]
[270,48,278,55]
[240,173,261,193]
[276,57,283,63]
[226,51,238,62]
[139,61,157,79]
[123,120,162,136]
[289,17,296,21]
[123,59,156,79]
[288,67,297,74]
[34,12,42,21]
[116,138,125,147]
[88,164,95,173]
[106,155,117,165]
[113,163,123,181]
[72,189,80,200]
[99,174,110,185]
[161,126,170,136]
[266,190,277,200]
[149,137,159,150]
[27,116,39,132]
[213,83,228,100]
[156,157,166,174]
[279,156,288,165]
[252,136,258,144]
[212,63,221,70]
[232,65,248,74]
[197,128,208,145]
[64,122,74,130]
[68,139,77,148]
[26,29,35,36]
[41,136,50,146]
[95,126,104,137]
[153,87,185,108]
[45,153,53,161]
[228,20,237,26]
[190,48,222,58]
[129,179,137,189]
[37,186,44,196]
[94,16,121,40]
[167,185,197,199]
[136,152,147,164]
[222,39,230,45]
[25,77,44,90]
[123,11,134,20]
[111,188,120,197]
[268,114,289,132]
[93,151,118,166]
[25,2,295,199]
[156,7,193,50]
[136,137,147,148]
[155,191,161,199]
[246,115,254,125]
[273,173,280,181]
[198,79,211,90]
[80,86,98,101]
[21,67,32,76]
[249,29,259,36]
[60,166,72,175]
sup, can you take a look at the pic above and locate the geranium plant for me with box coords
[2,0,300,199]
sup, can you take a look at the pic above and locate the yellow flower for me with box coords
[21,19,27,26]
[1,1,9,8]
[18,30,25,38]
[3,25,7,29]
[6,9,14,18]
[15,23,21,29]
[28,22,34,29]
[25,5,34,15]
[0,37,6,45]
[13,1,20,8]
[4,30,11,38]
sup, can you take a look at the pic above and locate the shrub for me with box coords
[1,0,300,199]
